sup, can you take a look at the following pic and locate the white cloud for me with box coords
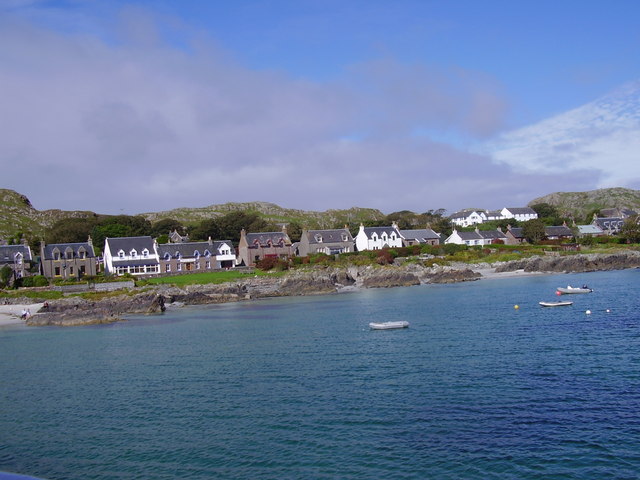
[482,81,640,188]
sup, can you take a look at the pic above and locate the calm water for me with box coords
[1,270,640,480]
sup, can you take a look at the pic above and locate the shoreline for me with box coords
[3,250,640,327]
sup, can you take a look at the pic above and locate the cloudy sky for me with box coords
[1,0,639,215]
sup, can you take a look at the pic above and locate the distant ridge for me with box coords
[139,201,386,229]
[528,187,640,219]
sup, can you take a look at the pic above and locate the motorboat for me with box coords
[539,301,573,307]
[369,321,410,330]
[556,285,593,294]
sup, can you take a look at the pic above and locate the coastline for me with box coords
[3,250,639,327]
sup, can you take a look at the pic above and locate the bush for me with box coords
[18,275,49,288]
[255,257,289,271]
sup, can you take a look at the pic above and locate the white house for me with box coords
[449,210,488,227]
[355,224,403,251]
[444,229,483,246]
[500,207,538,222]
[104,236,160,276]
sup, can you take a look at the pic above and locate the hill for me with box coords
[528,187,640,220]
[139,201,386,229]
[0,189,96,242]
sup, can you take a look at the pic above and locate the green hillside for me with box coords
[140,201,386,229]
[528,187,640,220]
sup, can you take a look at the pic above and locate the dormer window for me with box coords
[315,234,323,243]
[65,248,74,259]
[53,250,61,261]
[130,249,138,258]
[78,248,86,259]
[194,250,200,259]
[341,234,348,241]
[118,250,125,259]
[164,253,171,260]
[142,249,149,258]
[14,253,23,265]
[175,252,181,260]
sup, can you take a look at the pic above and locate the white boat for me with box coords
[556,285,593,294]
[369,321,410,330]
[539,301,573,307]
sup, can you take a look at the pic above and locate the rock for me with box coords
[424,268,481,284]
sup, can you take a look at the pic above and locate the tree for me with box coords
[0,265,13,288]
[150,218,185,238]
[619,216,640,244]
[522,219,546,244]
[286,221,303,243]
[530,203,559,219]
[45,216,100,244]
[216,212,276,243]
[189,219,222,241]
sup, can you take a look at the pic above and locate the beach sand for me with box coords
[0,303,44,327]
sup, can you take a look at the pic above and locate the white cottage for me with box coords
[103,236,160,276]
[355,224,403,251]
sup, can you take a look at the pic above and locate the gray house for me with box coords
[40,238,97,279]
[297,228,354,257]
[0,243,33,281]
[237,227,293,266]
[399,228,440,246]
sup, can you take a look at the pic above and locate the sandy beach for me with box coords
[0,303,44,327]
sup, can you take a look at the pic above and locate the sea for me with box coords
[1,269,639,480]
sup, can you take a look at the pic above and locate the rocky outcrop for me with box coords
[494,250,640,273]
[424,268,482,284]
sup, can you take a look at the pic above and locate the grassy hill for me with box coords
[0,189,96,242]
[528,187,640,220]
[140,201,386,229]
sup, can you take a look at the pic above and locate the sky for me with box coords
[1,0,639,216]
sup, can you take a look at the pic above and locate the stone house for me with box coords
[237,226,293,266]
[297,228,354,257]
[40,238,97,279]
[503,225,527,245]
[0,242,33,280]
[398,228,440,246]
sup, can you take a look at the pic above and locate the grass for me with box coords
[142,269,286,286]
[0,290,63,300]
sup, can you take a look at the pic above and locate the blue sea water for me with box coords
[1,269,640,480]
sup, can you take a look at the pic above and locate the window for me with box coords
[166,264,171,272]
[315,234,323,243]
[142,249,149,258]
[65,249,74,259]
[69,266,74,275]
[177,263,182,271]
[53,250,60,261]
[118,250,125,259]
[130,249,137,258]
[14,253,23,265]
[195,262,200,270]
[78,250,86,259]
[54,266,60,276]
[206,260,211,269]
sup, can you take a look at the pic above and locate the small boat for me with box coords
[539,301,573,307]
[556,285,593,294]
[369,321,410,330]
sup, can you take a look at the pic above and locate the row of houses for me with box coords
[1,207,636,281]
[449,207,539,227]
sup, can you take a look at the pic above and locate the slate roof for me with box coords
[246,232,291,247]
[449,210,484,220]
[477,230,507,240]
[306,229,353,245]
[593,217,625,232]
[157,241,235,258]
[545,226,574,237]
[600,208,637,218]
[399,229,440,242]
[455,231,483,241]
[42,242,95,260]
[505,207,537,215]
[362,226,400,238]
[106,236,156,253]
[0,245,32,264]
[506,227,525,238]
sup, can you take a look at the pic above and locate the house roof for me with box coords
[477,230,507,240]
[246,232,291,247]
[157,241,235,258]
[449,210,485,220]
[305,229,353,245]
[504,207,537,215]
[506,227,525,238]
[399,229,440,241]
[600,208,637,218]
[545,226,574,237]
[0,245,32,264]
[577,225,604,235]
[361,226,400,238]
[454,231,483,240]
[42,242,95,260]
[105,236,156,253]
[593,217,625,230]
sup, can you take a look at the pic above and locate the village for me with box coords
[1,204,636,286]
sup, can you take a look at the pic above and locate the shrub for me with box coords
[255,257,289,271]
[18,275,49,288]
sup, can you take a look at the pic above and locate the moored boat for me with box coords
[556,285,593,294]
[369,321,410,330]
[539,301,573,307]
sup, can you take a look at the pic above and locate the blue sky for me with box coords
[1,0,639,215]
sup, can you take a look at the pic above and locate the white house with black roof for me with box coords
[355,224,403,251]
[157,238,236,273]
[103,236,160,276]
[449,210,488,227]
[500,207,538,222]
[444,229,483,246]
[298,228,355,256]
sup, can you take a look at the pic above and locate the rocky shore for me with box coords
[7,249,640,327]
